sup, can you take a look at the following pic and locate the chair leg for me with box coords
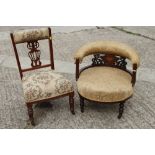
[27,103,35,126]
[118,102,125,119]
[69,93,75,115]
[80,95,84,113]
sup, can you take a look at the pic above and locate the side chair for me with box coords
[10,27,75,126]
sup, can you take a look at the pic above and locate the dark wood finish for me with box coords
[22,64,52,72]
[10,27,75,126]
[118,102,125,119]
[10,33,23,79]
[75,53,137,118]
[132,64,137,86]
[48,27,55,70]
[76,59,80,80]
[27,103,35,126]
[69,92,75,115]
[27,41,41,67]
[79,95,84,113]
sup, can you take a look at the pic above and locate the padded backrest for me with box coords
[74,41,140,67]
[13,28,50,44]
[10,27,54,79]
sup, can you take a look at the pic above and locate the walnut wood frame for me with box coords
[75,53,137,119]
[10,27,75,126]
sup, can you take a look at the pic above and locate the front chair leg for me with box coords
[69,92,75,115]
[27,103,35,126]
[80,95,84,113]
[118,102,125,119]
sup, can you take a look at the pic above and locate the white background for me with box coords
[0,0,155,25]
[0,0,155,155]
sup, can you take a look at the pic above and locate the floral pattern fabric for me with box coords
[22,70,73,102]
[13,28,50,44]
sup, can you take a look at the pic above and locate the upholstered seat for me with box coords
[22,70,73,102]
[77,66,133,102]
[75,40,140,118]
[11,27,75,126]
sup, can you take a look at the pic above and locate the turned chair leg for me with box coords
[27,103,35,126]
[118,102,125,119]
[80,95,84,113]
[69,93,75,115]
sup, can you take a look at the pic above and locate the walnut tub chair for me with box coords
[10,27,75,126]
[74,41,140,118]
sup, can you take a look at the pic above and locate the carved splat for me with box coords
[92,54,104,65]
[92,53,127,69]
[27,41,42,67]
[115,56,127,69]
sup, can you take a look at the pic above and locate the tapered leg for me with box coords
[80,95,84,113]
[27,103,35,126]
[69,92,75,115]
[118,102,125,119]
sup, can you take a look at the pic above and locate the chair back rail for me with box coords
[10,27,54,79]
[75,53,137,86]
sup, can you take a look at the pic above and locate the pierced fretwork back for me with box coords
[92,53,127,70]
[10,27,54,79]
[27,41,41,67]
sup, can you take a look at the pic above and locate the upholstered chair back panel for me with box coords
[74,41,140,67]
[13,28,50,44]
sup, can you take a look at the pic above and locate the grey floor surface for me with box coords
[0,26,155,128]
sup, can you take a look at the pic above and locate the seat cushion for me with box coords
[22,70,73,102]
[77,67,133,102]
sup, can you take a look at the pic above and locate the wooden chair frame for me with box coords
[10,27,75,126]
[75,53,137,118]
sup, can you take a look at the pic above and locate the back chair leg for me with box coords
[69,92,75,115]
[27,103,35,126]
[80,95,84,113]
[118,101,125,119]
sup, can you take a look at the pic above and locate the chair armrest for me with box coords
[131,64,137,86]
[75,59,80,81]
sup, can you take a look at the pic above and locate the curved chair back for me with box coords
[74,41,140,86]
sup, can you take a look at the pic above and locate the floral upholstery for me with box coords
[74,41,140,67]
[77,66,133,102]
[13,28,50,44]
[22,70,73,103]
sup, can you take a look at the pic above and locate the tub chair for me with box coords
[74,41,140,118]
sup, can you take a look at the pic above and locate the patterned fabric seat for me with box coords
[22,70,73,102]
[77,66,133,102]
[11,27,75,126]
